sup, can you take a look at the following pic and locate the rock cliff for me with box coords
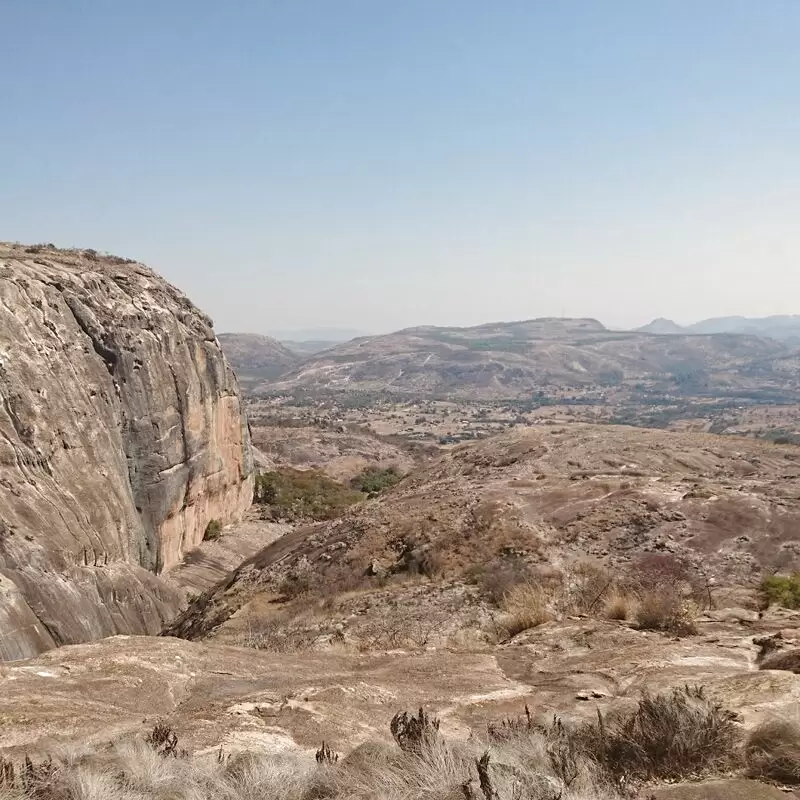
[0,243,253,660]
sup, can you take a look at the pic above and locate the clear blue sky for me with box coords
[2,1,798,334]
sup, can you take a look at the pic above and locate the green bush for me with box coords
[203,519,223,541]
[254,469,364,521]
[350,467,400,496]
[761,573,800,609]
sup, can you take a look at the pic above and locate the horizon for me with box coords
[233,311,800,341]
[2,2,799,332]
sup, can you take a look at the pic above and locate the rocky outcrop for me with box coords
[0,243,253,659]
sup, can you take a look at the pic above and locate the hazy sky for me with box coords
[2,2,798,334]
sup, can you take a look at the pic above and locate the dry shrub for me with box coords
[5,689,739,800]
[471,557,539,605]
[310,735,474,800]
[145,722,182,758]
[578,685,740,781]
[395,537,445,579]
[390,708,440,754]
[634,590,697,636]
[562,562,614,615]
[602,590,633,621]
[745,718,800,784]
[239,617,320,653]
[760,648,800,674]
[486,686,741,791]
[625,552,711,612]
[629,552,693,589]
[499,583,551,637]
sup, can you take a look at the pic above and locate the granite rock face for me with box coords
[0,243,253,659]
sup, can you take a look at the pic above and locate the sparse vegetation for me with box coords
[634,590,698,636]
[759,648,800,674]
[0,688,766,800]
[602,589,633,621]
[745,718,800,784]
[469,557,541,605]
[499,583,551,637]
[253,468,364,521]
[760,573,800,609]
[239,616,320,652]
[349,466,401,496]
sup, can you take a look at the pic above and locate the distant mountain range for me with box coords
[265,327,368,342]
[219,315,799,401]
[259,317,792,400]
[636,315,800,343]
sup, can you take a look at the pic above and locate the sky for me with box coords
[1,1,798,335]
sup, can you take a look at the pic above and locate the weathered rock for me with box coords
[2,615,800,764]
[0,243,253,659]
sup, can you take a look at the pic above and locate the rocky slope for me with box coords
[3,612,800,764]
[166,424,800,640]
[0,243,253,660]
[248,420,420,481]
[264,318,788,400]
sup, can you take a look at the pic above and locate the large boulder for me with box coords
[0,243,253,659]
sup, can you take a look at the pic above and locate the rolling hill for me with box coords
[258,317,789,399]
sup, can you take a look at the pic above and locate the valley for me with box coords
[1,245,800,799]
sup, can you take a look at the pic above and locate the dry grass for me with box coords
[499,583,551,637]
[0,735,617,800]
[581,685,740,781]
[491,686,741,785]
[745,718,800,784]
[0,740,313,800]
[0,687,750,800]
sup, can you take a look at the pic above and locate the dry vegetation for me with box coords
[745,718,800,784]
[253,469,365,521]
[759,648,800,674]
[2,685,787,800]
[472,554,705,640]
[221,554,708,659]
[168,423,800,642]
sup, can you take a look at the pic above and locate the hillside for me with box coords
[0,243,253,660]
[217,332,300,379]
[636,317,685,334]
[167,423,800,641]
[263,317,788,400]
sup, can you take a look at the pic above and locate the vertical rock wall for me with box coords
[0,243,253,659]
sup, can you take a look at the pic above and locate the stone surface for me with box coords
[3,614,800,761]
[0,243,253,659]
[645,778,796,799]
